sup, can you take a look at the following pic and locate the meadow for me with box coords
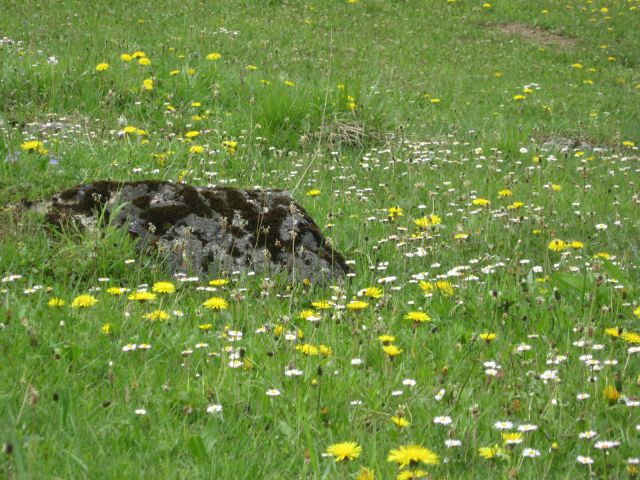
[1,0,640,478]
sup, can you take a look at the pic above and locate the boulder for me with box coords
[39,180,350,282]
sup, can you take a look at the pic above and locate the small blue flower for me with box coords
[4,151,21,163]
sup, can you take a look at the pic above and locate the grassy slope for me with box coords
[1,0,640,478]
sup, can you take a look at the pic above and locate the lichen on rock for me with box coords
[39,180,350,282]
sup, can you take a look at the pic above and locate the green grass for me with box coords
[1,0,640,478]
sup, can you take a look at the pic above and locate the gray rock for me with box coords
[539,137,594,153]
[40,180,350,282]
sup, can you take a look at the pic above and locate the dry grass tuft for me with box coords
[313,114,389,150]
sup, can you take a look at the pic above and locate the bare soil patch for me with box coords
[494,23,577,49]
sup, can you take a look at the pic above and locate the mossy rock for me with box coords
[38,180,350,282]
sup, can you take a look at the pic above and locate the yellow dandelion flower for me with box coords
[48,298,65,307]
[621,332,640,344]
[152,281,175,294]
[346,300,368,311]
[203,297,228,310]
[472,198,491,206]
[298,309,317,320]
[428,214,442,225]
[185,130,200,139]
[603,385,621,404]
[95,62,110,71]
[479,444,506,460]
[436,280,454,296]
[21,140,42,151]
[502,432,523,445]
[222,140,238,154]
[199,323,213,331]
[548,239,566,252]
[391,416,411,428]
[404,311,431,323]
[383,344,403,357]
[127,291,157,302]
[325,441,362,462]
[378,334,395,344]
[397,470,428,480]
[21,140,48,154]
[208,279,229,287]
[414,216,431,228]
[143,310,170,321]
[362,287,383,299]
[498,189,513,197]
[296,343,319,356]
[206,52,222,61]
[312,300,332,310]
[356,467,375,480]
[419,280,453,296]
[319,344,333,356]
[419,282,436,296]
[306,189,321,197]
[387,444,439,468]
[107,287,126,295]
[479,332,496,342]
[604,327,621,338]
[101,323,112,335]
[120,53,132,62]
[138,57,151,66]
[71,294,98,308]
[387,206,404,219]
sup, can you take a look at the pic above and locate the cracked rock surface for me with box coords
[39,180,350,282]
